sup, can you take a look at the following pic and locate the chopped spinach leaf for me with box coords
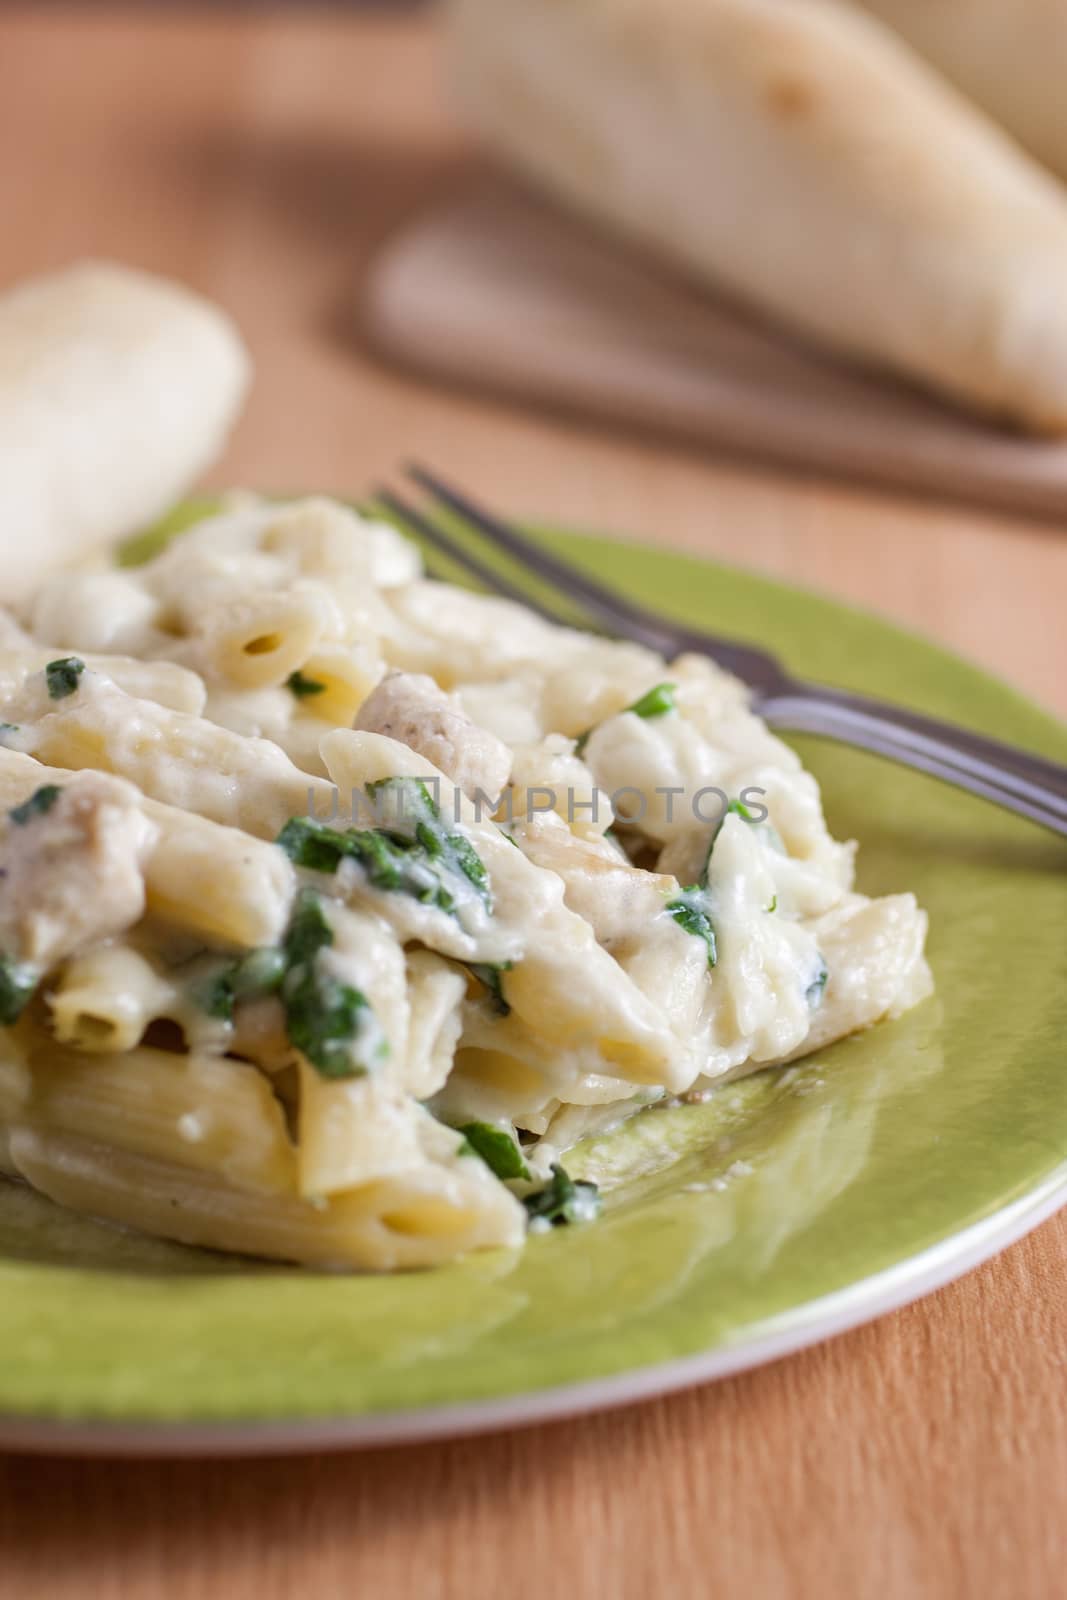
[367,777,491,908]
[701,797,770,878]
[0,957,38,1025]
[523,1163,601,1227]
[446,830,491,904]
[665,889,717,967]
[45,657,85,700]
[459,1120,530,1181]
[276,817,351,875]
[277,778,492,919]
[190,945,288,1024]
[282,962,380,1079]
[283,888,335,967]
[625,682,677,720]
[279,889,384,1079]
[365,775,441,833]
[806,958,829,1008]
[710,797,758,846]
[192,966,237,1023]
[231,946,287,999]
[467,960,513,1016]
[278,816,457,911]
[357,831,457,910]
[575,681,677,756]
[286,669,327,699]
[8,785,61,826]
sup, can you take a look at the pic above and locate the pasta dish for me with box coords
[0,497,931,1269]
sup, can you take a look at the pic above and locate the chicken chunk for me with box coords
[354,671,512,803]
[0,771,156,969]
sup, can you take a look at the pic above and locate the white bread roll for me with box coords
[448,0,1067,433]
[0,262,250,602]
[850,1,1067,183]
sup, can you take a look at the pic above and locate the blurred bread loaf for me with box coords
[0,261,249,602]
[849,1,1067,183]
[448,0,1067,434]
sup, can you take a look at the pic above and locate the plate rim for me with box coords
[3,513,1066,1454]
[2,1164,1063,1457]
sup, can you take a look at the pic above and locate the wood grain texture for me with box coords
[0,8,1064,1599]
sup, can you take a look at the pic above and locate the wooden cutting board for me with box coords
[364,180,1067,520]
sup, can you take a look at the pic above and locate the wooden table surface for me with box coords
[1,8,1065,1598]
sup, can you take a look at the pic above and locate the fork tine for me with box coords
[405,462,680,655]
[375,488,579,629]
[388,471,1067,835]
[401,463,783,684]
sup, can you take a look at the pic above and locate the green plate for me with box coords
[2,517,1066,1456]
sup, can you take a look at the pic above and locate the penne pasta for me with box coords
[7,1119,524,1270]
[321,730,686,1089]
[0,495,931,1272]
[47,944,180,1054]
[13,1029,297,1194]
[13,672,333,837]
[0,644,206,717]
[179,588,329,691]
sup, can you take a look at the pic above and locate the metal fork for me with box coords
[378,464,1067,839]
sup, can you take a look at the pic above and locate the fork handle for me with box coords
[759,685,1067,838]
